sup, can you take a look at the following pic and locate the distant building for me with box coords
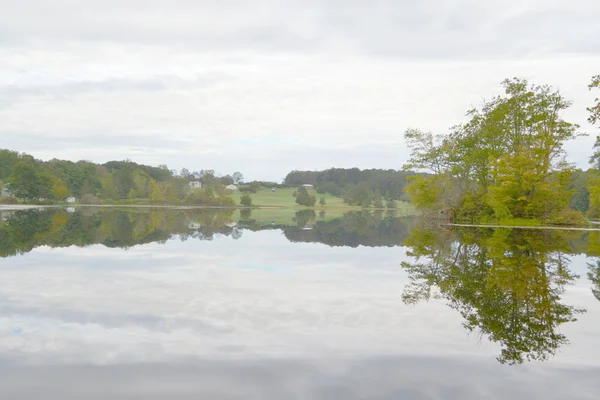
[66,207,76,213]
[226,184,238,191]
[226,221,238,228]
[66,197,76,203]
[302,184,314,190]
[189,181,202,189]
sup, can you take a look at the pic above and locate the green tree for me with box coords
[404,78,581,222]
[7,163,39,201]
[319,196,326,206]
[149,179,164,204]
[295,186,316,207]
[240,194,253,207]
[36,173,55,200]
[51,176,69,200]
[344,182,372,207]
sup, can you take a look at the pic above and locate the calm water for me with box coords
[0,208,599,399]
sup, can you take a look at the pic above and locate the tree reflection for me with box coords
[401,226,586,365]
[588,261,600,302]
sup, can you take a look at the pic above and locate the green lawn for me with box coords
[230,187,415,215]
[231,187,354,208]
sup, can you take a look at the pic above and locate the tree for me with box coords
[240,194,253,207]
[295,186,316,207]
[319,196,326,206]
[344,182,372,207]
[51,176,69,199]
[404,78,581,222]
[149,179,164,204]
[36,173,55,200]
[7,163,39,201]
[232,172,244,184]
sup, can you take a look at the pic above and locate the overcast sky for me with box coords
[1,0,599,181]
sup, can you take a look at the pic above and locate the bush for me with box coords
[0,197,17,205]
[80,194,102,205]
[296,187,316,206]
[386,199,397,209]
[373,199,384,209]
[240,194,253,207]
[185,187,235,206]
[547,209,587,226]
[319,196,326,206]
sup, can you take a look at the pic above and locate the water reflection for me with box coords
[400,226,593,364]
[0,208,413,257]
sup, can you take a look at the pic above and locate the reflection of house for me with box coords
[189,181,202,189]
[301,225,314,231]
[226,222,237,228]
[226,184,238,191]
[302,184,314,190]
[66,197,76,203]
[66,207,76,213]
[189,222,201,229]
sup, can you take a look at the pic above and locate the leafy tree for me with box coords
[386,199,397,209]
[344,182,372,207]
[404,78,581,222]
[149,179,164,204]
[232,172,244,184]
[295,186,316,207]
[51,176,69,199]
[37,173,55,200]
[7,163,39,201]
[240,194,253,207]
[319,196,326,206]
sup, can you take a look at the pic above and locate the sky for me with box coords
[1,0,599,181]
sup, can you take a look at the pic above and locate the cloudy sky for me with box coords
[1,0,599,181]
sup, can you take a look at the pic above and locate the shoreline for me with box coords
[0,203,410,213]
[445,223,600,232]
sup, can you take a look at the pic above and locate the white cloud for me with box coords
[0,0,599,179]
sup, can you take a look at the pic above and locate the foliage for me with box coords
[295,186,316,207]
[240,194,253,207]
[344,182,372,207]
[319,196,326,206]
[285,168,415,200]
[404,78,583,223]
[401,225,585,365]
[184,186,235,206]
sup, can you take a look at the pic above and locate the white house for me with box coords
[188,222,201,229]
[189,181,202,189]
[66,197,76,203]
[226,184,238,191]
[302,184,314,190]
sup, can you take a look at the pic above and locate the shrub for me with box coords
[0,197,17,205]
[319,196,326,206]
[240,194,253,207]
[386,199,397,209]
[547,209,587,226]
[80,194,102,205]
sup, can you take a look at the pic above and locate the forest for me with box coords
[403,76,600,224]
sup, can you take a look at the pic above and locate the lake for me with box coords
[1,207,599,399]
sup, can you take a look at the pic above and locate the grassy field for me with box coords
[230,187,415,215]
[231,187,353,208]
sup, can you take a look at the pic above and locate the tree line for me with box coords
[0,150,246,206]
[284,168,416,206]
[403,76,600,224]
